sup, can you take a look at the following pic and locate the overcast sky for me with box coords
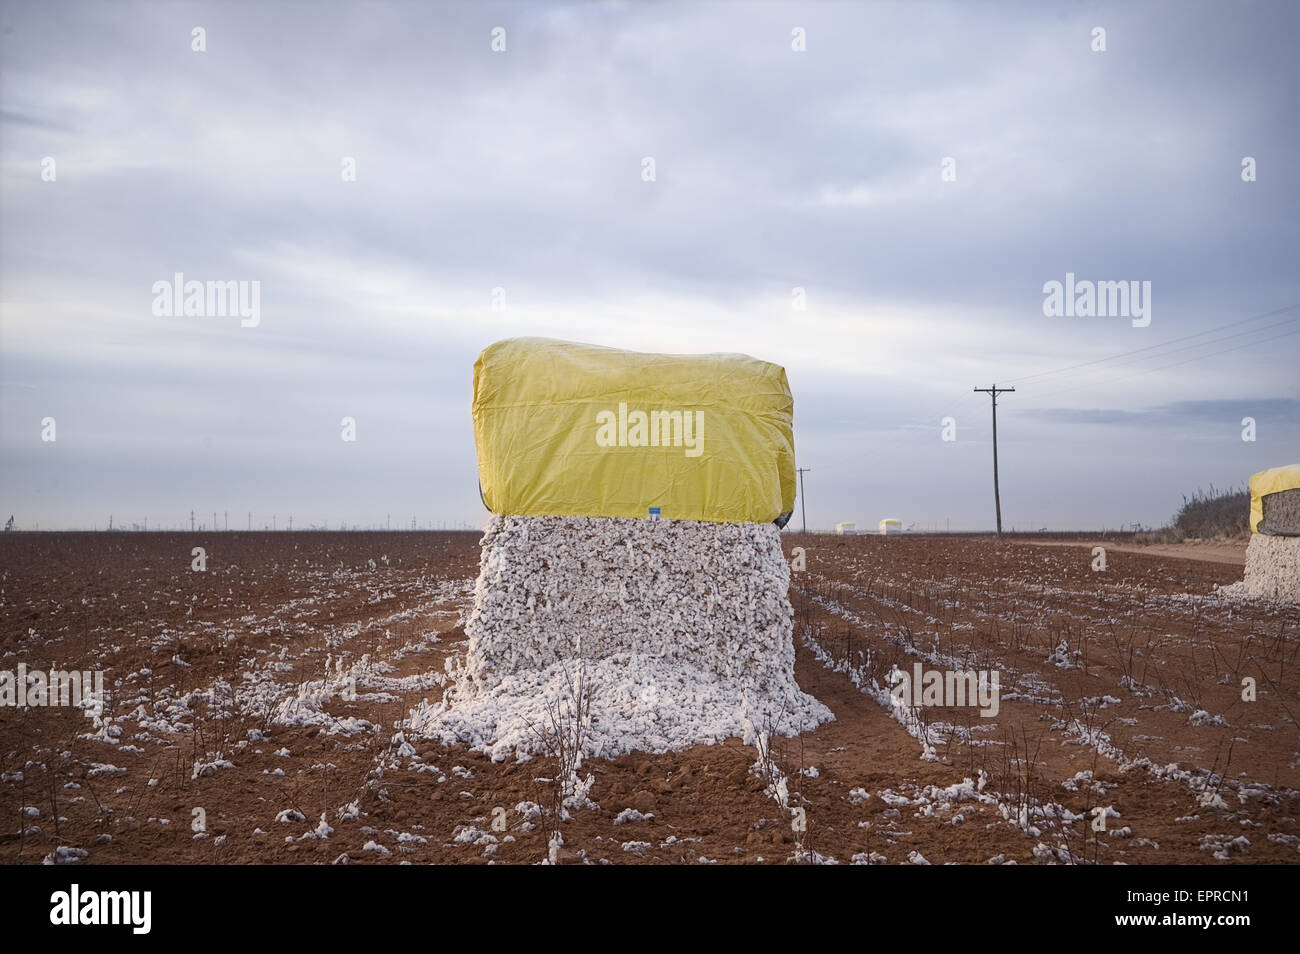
[2,0,1297,532]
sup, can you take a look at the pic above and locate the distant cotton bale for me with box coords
[1242,534,1300,603]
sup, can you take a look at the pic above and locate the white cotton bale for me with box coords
[1242,533,1300,603]
[410,514,832,759]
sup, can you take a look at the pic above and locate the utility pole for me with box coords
[973,385,1015,537]
[796,467,811,534]
[288,516,293,531]
[212,512,217,532]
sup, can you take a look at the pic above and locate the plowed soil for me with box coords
[1,531,1296,865]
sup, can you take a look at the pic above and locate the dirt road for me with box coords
[1021,538,1248,566]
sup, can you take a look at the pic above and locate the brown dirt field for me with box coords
[1,531,1296,865]
[1023,538,1249,566]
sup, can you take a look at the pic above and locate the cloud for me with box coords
[1024,398,1300,428]
[1,0,1296,529]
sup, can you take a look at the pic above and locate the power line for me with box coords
[1066,312,1300,374]
[806,304,1298,478]
[973,385,1014,536]
[905,305,1300,455]
[1005,303,1299,386]
[1012,312,1300,392]
[1027,323,1300,402]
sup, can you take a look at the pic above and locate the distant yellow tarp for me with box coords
[472,338,796,523]
[1249,463,1300,533]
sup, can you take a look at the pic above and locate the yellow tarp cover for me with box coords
[1250,463,1300,533]
[472,337,796,524]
